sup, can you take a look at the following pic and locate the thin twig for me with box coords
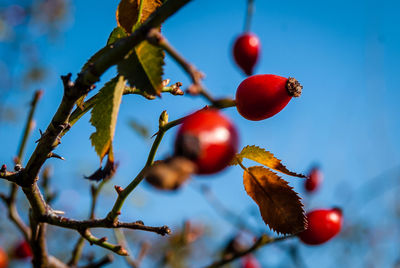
[205,234,294,268]
[114,229,150,267]
[79,229,128,256]
[79,254,114,268]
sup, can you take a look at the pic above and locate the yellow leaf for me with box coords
[232,145,306,178]
[116,0,162,33]
[243,166,306,235]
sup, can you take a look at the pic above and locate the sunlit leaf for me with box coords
[117,41,164,96]
[231,145,306,178]
[107,26,128,45]
[90,76,126,162]
[243,166,306,234]
[116,0,162,33]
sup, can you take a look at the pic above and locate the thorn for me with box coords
[48,152,65,160]
[14,164,22,171]
[0,164,6,172]
[114,185,124,195]
[116,212,121,216]
[35,129,44,143]
[98,237,108,243]
[52,210,65,215]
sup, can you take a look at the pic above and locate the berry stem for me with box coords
[244,0,255,33]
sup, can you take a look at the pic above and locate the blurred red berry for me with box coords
[305,166,323,192]
[233,33,260,76]
[14,241,32,259]
[236,74,302,121]
[0,247,8,268]
[175,109,239,175]
[241,254,261,268]
[299,208,342,245]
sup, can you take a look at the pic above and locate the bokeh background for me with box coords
[1,0,400,267]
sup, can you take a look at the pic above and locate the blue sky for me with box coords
[1,0,400,267]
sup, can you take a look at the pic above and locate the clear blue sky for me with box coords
[1,0,400,267]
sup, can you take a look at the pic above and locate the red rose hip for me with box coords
[299,208,342,245]
[305,166,323,192]
[0,247,8,268]
[14,240,32,259]
[241,254,261,268]
[233,33,260,76]
[236,74,303,121]
[175,109,238,175]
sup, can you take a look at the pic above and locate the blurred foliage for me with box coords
[0,0,71,123]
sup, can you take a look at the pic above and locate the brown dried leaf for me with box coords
[243,166,306,234]
[116,0,162,33]
[85,157,118,182]
[232,145,306,178]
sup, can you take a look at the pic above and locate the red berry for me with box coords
[233,33,260,76]
[236,74,302,121]
[175,109,239,175]
[305,166,323,192]
[241,254,261,268]
[0,247,8,268]
[299,208,342,245]
[14,240,32,259]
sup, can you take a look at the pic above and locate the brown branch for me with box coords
[205,234,295,268]
[29,210,49,268]
[21,0,192,186]
[69,179,108,266]
[146,29,210,100]
[42,214,171,236]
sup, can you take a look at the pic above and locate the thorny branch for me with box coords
[0,0,191,266]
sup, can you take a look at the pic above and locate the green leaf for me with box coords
[107,27,128,45]
[90,76,126,162]
[231,145,306,178]
[117,41,165,96]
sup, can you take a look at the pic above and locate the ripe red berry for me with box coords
[0,247,8,268]
[233,33,260,76]
[299,208,342,245]
[305,166,323,192]
[14,240,32,259]
[235,74,303,121]
[241,254,261,268]
[175,109,239,175]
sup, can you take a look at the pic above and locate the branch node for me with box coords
[114,185,124,195]
[14,164,22,171]
[99,237,108,243]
